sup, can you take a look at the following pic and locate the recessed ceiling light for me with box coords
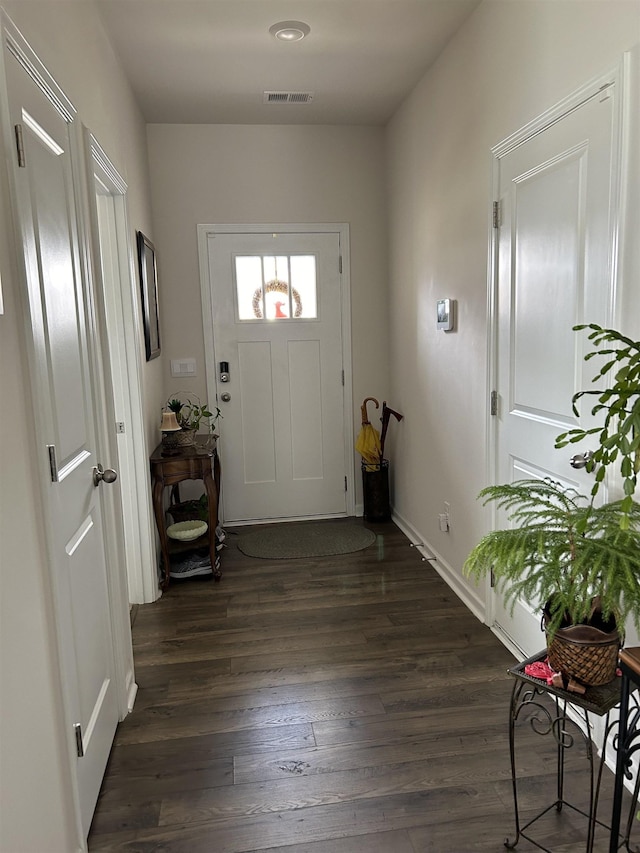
[269,20,311,42]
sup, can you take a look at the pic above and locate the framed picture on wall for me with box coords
[136,230,161,361]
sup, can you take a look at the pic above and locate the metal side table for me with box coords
[506,651,623,853]
[609,647,640,852]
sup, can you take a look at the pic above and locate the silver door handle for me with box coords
[93,464,118,486]
[220,392,231,403]
[569,451,594,470]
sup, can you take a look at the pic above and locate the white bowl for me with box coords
[167,520,208,541]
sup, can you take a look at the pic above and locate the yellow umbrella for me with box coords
[355,397,381,469]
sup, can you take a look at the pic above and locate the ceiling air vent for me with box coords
[263,91,314,104]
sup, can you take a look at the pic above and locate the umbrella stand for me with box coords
[354,396,388,522]
[362,458,390,522]
[359,399,403,523]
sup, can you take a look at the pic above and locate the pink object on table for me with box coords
[524,658,557,685]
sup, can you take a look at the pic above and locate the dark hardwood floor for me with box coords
[88,520,631,852]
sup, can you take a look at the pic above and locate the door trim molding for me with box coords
[73,131,138,720]
[3,14,75,122]
[85,129,158,609]
[197,222,355,519]
[485,61,626,631]
[492,66,618,159]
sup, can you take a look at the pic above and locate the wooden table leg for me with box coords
[203,462,221,581]
[152,474,170,590]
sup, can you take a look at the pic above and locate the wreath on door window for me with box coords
[252,279,303,319]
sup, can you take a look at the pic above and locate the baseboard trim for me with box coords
[489,624,524,661]
[126,678,138,714]
[392,510,486,625]
[224,512,349,527]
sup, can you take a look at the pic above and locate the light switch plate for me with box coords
[170,358,196,378]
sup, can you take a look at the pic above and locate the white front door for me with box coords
[492,78,620,656]
[202,228,350,523]
[3,28,119,839]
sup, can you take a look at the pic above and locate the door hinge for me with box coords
[490,567,496,588]
[339,255,342,274]
[115,421,126,434]
[344,476,348,492]
[47,445,59,483]
[74,723,84,757]
[490,390,498,416]
[14,124,25,168]
[492,200,500,229]
[341,369,345,386]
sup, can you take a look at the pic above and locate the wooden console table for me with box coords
[150,441,221,590]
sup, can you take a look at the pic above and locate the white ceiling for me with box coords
[96,0,481,125]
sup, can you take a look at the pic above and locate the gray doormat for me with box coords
[237,521,376,559]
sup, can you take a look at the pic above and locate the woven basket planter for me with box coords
[546,624,620,686]
[175,428,197,447]
[543,599,620,686]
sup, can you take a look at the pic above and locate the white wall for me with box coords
[146,123,389,506]
[386,0,640,615]
[0,2,158,850]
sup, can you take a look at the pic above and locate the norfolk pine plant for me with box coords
[464,325,640,640]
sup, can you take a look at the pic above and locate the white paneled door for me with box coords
[3,26,119,840]
[492,78,620,656]
[203,229,349,522]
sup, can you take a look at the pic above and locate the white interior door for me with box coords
[202,228,349,523]
[4,30,119,839]
[492,79,619,656]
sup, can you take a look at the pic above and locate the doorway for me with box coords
[86,132,158,605]
[199,224,354,523]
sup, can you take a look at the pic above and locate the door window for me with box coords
[234,254,317,320]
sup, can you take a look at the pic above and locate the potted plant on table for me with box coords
[464,324,640,687]
[464,477,640,685]
[167,394,221,447]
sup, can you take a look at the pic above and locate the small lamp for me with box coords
[160,410,181,455]
[160,412,181,432]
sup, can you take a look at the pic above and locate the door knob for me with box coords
[220,392,231,403]
[569,451,594,470]
[93,464,118,486]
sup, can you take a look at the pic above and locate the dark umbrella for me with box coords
[379,401,403,461]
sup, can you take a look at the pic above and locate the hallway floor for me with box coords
[88,520,632,852]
